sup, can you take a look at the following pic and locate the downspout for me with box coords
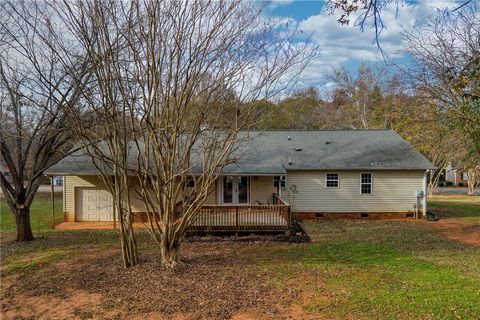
[423,171,428,218]
[51,176,55,229]
[279,177,282,197]
[62,176,66,222]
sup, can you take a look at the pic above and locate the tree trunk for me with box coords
[15,206,34,242]
[467,178,475,195]
[160,239,180,269]
[119,214,138,268]
[466,171,476,195]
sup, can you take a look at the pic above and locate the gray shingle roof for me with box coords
[45,130,435,176]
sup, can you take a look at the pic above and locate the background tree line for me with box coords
[245,60,479,194]
[1,0,478,270]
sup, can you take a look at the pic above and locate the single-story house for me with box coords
[445,164,469,187]
[45,130,435,231]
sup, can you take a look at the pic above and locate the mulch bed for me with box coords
[4,234,305,319]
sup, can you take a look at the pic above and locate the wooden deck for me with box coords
[56,194,291,232]
[192,204,290,231]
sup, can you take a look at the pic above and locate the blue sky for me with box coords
[264,0,462,92]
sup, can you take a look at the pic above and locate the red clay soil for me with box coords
[0,240,304,320]
[55,222,147,230]
[421,219,480,245]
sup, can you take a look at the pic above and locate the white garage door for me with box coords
[75,188,113,221]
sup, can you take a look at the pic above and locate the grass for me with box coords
[428,194,480,221]
[0,192,63,232]
[253,220,480,319]
[1,191,479,319]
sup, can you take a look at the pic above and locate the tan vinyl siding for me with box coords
[65,175,216,217]
[127,179,147,212]
[204,183,217,204]
[250,176,277,204]
[184,184,216,205]
[64,176,106,214]
[285,170,424,212]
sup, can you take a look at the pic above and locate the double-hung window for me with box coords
[325,173,339,188]
[360,173,372,194]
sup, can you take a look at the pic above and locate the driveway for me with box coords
[433,187,480,196]
[0,185,62,196]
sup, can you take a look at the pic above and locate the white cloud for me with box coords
[292,0,462,86]
[269,0,294,9]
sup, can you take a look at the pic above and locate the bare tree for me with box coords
[326,0,474,51]
[0,1,89,241]
[465,168,479,195]
[56,0,316,268]
[327,63,401,129]
[402,2,480,194]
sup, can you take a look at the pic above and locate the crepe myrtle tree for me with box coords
[0,1,89,241]
[57,0,316,268]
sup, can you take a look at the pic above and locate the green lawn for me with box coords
[1,192,479,319]
[0,192,63,232]
[253,220,480,319]
[428,194,480,221]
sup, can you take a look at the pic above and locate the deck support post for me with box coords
[51,176,55,229]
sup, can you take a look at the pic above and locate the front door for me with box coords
[222,176,249,204]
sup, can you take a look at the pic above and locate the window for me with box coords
[185,176,195,187]
[273,175,286,188]
[361,173,372,194]
[325,173,339,188]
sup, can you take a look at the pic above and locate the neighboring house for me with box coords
[445,164,468,186]
[52,176,63,186]
[45,130,435,229]
[0,161,12,183]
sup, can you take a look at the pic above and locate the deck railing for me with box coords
[191,195,291,232]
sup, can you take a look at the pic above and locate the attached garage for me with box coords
[75,188,113,221]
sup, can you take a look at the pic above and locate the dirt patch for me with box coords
[422,219,480,245]
[1,240,301,320]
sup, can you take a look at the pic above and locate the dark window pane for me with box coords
[326,173,339,188]
[274,176,286,188]
[238,176,248,203]
[186,177,195,187]
[223,177,233,203]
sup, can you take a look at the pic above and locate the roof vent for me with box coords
[295,148,303,151]
[288,136,292,141]
[288,158,292,165]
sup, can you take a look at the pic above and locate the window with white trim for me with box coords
[273,175,286,188]
[325,173,339,188]
[361,173,372,194]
